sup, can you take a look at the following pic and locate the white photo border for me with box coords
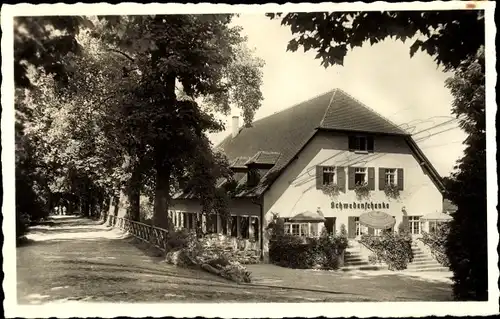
[2,1,498,318]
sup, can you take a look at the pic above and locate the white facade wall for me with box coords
[263,131,443,239]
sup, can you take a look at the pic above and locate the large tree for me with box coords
[93,15,264,228]
[444,47,486,301]
[269,10,487,300]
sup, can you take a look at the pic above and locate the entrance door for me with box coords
[324,217,336,235]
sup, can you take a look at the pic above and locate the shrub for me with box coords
[384,183,400,199]
[354,182,370,200]
[266,212,285,238]
[219,262,252,283]
[164,232,254,283]
[166,229,194,251]
[269,229,348,270]
[420,223,450,267]
[322,183,341,198]
[360,231,413,270]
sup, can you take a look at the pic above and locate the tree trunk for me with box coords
[153,157,171,230]
[127,166,141,221]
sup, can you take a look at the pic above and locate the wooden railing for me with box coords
[107,215,170,252]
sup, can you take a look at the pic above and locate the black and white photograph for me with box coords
[1,2,497,318]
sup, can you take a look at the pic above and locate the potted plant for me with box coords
[384,183,400,199]
[354,182,370,200]
[322,183,341,198]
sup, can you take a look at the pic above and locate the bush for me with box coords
[269,229,348,270]
[266,212,285,239]
[420,223,450,267]
[360,231,413,270]
[166,229,193,251]
[219,262,252,283]
[164,232,254,283]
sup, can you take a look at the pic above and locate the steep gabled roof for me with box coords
[174,88,443,200]
[320,89,407,135]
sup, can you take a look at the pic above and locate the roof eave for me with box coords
[404,136,445,193]
[316,127,410,137]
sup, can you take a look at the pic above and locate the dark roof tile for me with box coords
[176,88,431,200]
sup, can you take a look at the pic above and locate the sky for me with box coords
[207,14,467,178]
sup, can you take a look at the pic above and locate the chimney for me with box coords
[232,116,239,138]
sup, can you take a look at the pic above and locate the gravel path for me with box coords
[17,215,452,305]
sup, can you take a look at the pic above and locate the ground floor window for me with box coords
[409,216,421,235]
[220,215,228,235]
[284,221,320,237]
[206,214,217,233]
[230,216,238,237]
[183,212,189,229]
[354,217,367,236]
[324,217,336,235]
[240,216,250,239]
[251,216,259,241]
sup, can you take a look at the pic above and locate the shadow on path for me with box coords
[16,216,452,304]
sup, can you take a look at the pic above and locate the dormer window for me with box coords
[349,135,374,153]
[247,168,260,187]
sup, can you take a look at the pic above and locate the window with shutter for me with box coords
[397,168,404,190]
[385,168,397,186]
[348,167,356,190]
[354,167,367,185]
[322,166,336,185]
[316,166,323,189]
[379,168,386,190]
[337,167,346,192]
[368,167,375,190]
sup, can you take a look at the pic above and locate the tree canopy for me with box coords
[267,10,484,71]
[14,14,265,234]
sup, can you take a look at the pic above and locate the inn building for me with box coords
[169,89,450,260]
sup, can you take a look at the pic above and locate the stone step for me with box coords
[410,259,439,265]
[412,256,435,262]
[407,263,444,270]
[406,266,450,272]
[344,260,371,266]
[344,255,365,259]
[341,264,387,271]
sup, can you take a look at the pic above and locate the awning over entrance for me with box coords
[421,212,453,221]
[289,210,325,222]
[359,211,396,230]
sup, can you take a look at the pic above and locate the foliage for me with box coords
[265,212,285,239]
[397,220,410,235]
[269,234,315,269]
[360,231,413,270]
[14,15,264,232]
[321,183,341,198]
[384,183,400,199]
[354,182,370,200]
[444,47,486,301]
[269,230,348,269]
[91,15,264,228]
[13,16,94,88]
[166,229,194,251]
[164,232,253,282]
[218,262,252,283]
[267,11,484,71]
[420,223,450,267]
